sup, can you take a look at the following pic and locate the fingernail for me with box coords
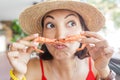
[32,42,39,46]
[80,31,84,34]
[25,46,28,49]
[79,39,82,41]
[89,44,95,47]
[23,46,28,53]
[33,33,39,37]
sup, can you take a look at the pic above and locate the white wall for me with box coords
[0,0,42,21]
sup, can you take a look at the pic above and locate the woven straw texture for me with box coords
[19,1,105,34]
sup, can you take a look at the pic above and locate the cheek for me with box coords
[67,27,82,36]
[45,44,55,55]
[45,42,80,59]
[69,42,80,52]
[43,30,56,38]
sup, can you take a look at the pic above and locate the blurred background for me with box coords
[0,0,120,80]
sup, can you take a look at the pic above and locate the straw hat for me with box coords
[19,0,105,34]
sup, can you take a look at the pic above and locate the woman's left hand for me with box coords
[80,31,114,77]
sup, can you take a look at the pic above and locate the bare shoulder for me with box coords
[25,57,42,80]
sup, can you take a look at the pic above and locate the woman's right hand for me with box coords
[7,33,39,78]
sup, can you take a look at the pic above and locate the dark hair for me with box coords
[39,11,90,60]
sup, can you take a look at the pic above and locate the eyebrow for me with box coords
[44,15,54,20]
[65,14,77,19]
[44,13,77,20]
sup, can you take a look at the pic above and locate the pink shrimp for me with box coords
[33,34,86,53]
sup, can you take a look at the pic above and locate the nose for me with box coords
[55,26,66,39]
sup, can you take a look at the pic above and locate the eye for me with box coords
[67,21,76,27]
[46,22,55,29]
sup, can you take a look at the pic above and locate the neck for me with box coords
[50,56,78,79]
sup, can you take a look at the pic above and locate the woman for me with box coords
[7,0,116,80]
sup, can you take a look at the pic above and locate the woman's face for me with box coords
[43,10,83,60]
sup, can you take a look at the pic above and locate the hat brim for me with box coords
[19,1,105,34]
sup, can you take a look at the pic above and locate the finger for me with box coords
[95,40,108,48]
[26,47,35,53]
[80,37,108,48]
[86,44,99,55]
[32,46,44,53]
[9,44,17,51]
[87,45,104,61]
[80,37,99,44]
[19,40,39,47]
[104,47,114,58]
[7,51,19,60]
[20,33,39,41]
[81,31,104,40]
[12,42,27,50]
[86,44,95,51]
[91,48,103,60]
[77,44,86,51]
[104,47,114,54]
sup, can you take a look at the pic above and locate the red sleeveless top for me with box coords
[40,57,96,80]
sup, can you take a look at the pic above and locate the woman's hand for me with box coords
[80,31,114,78]
[7,33,39,78]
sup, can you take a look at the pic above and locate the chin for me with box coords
[54,51,74,60]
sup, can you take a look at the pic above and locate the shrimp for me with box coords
[34,37,56,44]
[57,34,86,51]
[33,34,86,53]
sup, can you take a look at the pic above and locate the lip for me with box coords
[53,44,67,49]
